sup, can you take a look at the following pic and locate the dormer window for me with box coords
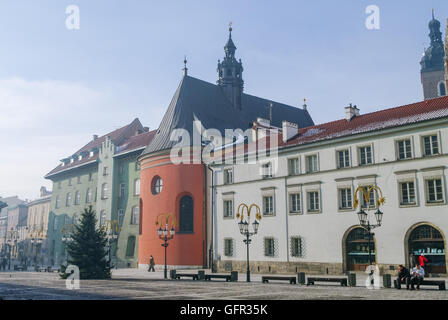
[89,151,94,157]
[78,155,83,161]
[70,158,74,164]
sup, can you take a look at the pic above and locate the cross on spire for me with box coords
[182,56,188,76]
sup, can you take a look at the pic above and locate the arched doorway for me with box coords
[345,227,376,271]
[407,224,446,274]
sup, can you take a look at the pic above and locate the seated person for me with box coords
[410,263,425,290]
[396,265,410,289]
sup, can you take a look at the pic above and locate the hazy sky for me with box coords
[0,0,447,200]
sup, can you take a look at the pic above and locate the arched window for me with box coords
[74,191,80,205]
[438,81,446,97]
[126,236,136,257]
[101,183,108,199]
[131,206,139,225]
[345,227,376,272]
[179,195,194,233]
[86,188,92,203]
[100,210,106,227]
[65,193,71,207]
[151,176,163,195]
[408,225,445,273]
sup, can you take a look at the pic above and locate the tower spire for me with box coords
[217,23,244,110]
[183,56,188,76]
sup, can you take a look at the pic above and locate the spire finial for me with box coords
[303,98,307,111]
[182,55,188,76]
[432,8,435,20]
[229,21,233,33]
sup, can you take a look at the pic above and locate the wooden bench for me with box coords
[175,273,199,280]
[262,276,297,284]
[307,277,348,286]
[204,274,233,282]
[394,278,445,290]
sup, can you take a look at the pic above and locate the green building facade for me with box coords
[44,119,154,268]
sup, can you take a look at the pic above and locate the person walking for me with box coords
[148,255,155,272]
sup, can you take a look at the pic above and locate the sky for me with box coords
[0,0,447,200]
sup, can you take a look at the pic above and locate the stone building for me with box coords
[25,187,52,266]
[45,119,155,267]
[6,204,28,267]
[211,97,448,276]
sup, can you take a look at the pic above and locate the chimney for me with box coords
[143,127,149,132]
[345,104,360,121]
[93,134,99,141]
[282,121,299,143]
[40,186,47,197]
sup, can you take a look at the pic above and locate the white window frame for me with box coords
[223,238,234,257]
[338,187,353,211]
[223,199,234,219]
[358,145,373,166]
[421,133,441,157]
[224,168,234,184]
[336,149,350,169]
[305,154,319,173]
[288,193,301,215]
[134,179,140,196]
[395,138,413,160]
[399,181,417,207]
[287,157,300,176]
[262,195,275,216]
[425,178,445,205]
[307,190,320,213]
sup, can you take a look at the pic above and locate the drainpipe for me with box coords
[284,176,290,263]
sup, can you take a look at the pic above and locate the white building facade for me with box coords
[211,98,448,276]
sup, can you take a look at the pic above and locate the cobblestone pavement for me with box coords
[0,269,447,300]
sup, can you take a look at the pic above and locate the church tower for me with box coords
[421,10,446,99]
[445,18,448,91]
[217,24,244,110]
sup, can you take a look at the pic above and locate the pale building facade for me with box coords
[212,97,448,276]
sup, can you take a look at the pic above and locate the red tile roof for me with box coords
[282,95,448,148]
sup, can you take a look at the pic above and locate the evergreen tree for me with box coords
[60,206,111,279]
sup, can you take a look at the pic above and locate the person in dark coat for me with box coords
[148,255,155,272]
[396,265,410,290]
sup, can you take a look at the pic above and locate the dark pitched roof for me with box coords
[45,118,144,178]
[115,130,157,156]
[143,75,314,155]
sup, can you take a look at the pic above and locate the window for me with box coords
[118,209,125,226]
[359,146,372,165]
[103,167,108,176]
[77,176,81,184]
[360,186,376,209]
[53,216,58,231]
[86,188,92,203]
[119,165,124,175]
[101,183,108,199]
[290,237,303,257]
[125,236,136,257]
[337,150,350,168]
[288,158,300,176]
[339,188,353,210]
[423,135,439,156]
[68,178,72,186]
[307,191,320,212]
[426,179,444,204]
[74,191,80,205]
[223,200,233,218]
[438,81,447,97]
[224,238,234,257]
[395,139,412,160]
[88,172,93,182]
[134,179,140,196]
[152,176,163,195]
[131,206,139,225]
[65,193,71,207]
[305,155,318,173]
[261,162,273,179]
[100,210,106,226]
[73,213,78,226]
[119,183,125,198]
[179,195,194,233]
[55,195,60,209]
[400,182,416,206]
[224,169,233,184]
[264,238,275,257]
[135,162,140,171]
[263,195,274,216]
[289,193,301,214]
[58,181,61,190]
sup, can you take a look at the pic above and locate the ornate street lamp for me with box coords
[156,213,177,279]
[354,186,385,266]
[236,203,262,282]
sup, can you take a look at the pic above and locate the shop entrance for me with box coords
[346,227,376,271]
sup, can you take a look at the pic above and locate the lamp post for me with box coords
[236,204,261,282]
[354,186,385,266]
[107,232,118,269]
[158,224,175,279]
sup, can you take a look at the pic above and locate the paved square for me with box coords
[0,269,447,300]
